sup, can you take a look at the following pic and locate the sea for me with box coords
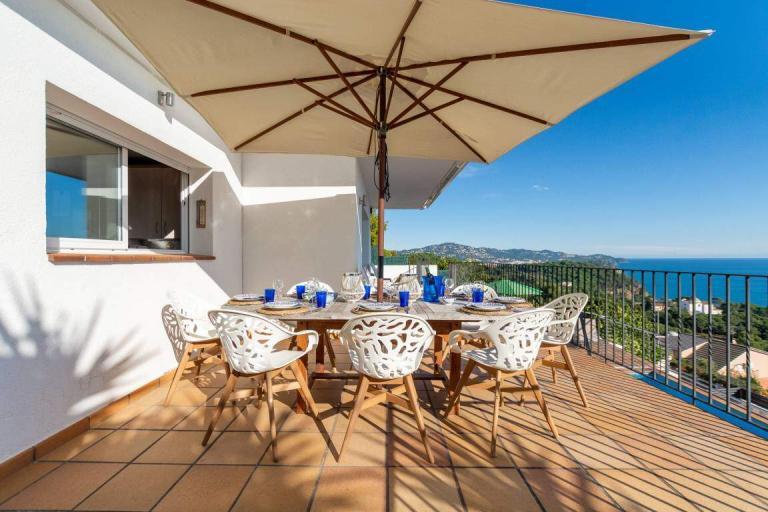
[617,259,768,307]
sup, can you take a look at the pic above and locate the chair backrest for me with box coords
[452,283,499,300]
[166,292,216,341]
[161,304,187,362]
[338,313,435,379]
[542,293,589,344]
[481,309,555,371]
[208,309,296,374]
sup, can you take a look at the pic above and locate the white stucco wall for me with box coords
[0,0,244,462]
[241,154,369,293]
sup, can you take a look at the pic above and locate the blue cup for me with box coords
[471,288,484,303]
[363,284,371,300]
[316,290,328,308]
[265,288,276,302]
[296,284,306,300]
[435,275,445,298]
[399,290,410,308]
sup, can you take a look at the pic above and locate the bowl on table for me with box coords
[262,299,302,310]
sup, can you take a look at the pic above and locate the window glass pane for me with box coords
[46,119,121,240]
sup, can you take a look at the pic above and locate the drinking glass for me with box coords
[316,290,328,308]
[471,287,484,303]
[363,284,371,300]
[264,288,276,303]
[296,284,306,300]
[444,278,455,295]
[399,290,410,308]
[273,279,284,299]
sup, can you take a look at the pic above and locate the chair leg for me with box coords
[561,345,589,408]
[265,371,278,462]
[404,374,434,464]
[339,375,369,461]
[549,351,558,384]
[165,344,191,406]
[443,359,476,418]
[525,369,559,439]
[323,334,337,372]
[491,371,503,457]
[202,371,236,446]
[290,361,318,417]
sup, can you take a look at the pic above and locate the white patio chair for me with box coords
[451,283,499,300]
[445,308,558,455]
[534,293,590,408]
[204,310,319,462]
[162,294,225,406]
[287,280,338,370]
[337,313,436,463]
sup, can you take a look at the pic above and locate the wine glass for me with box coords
[273,278,284,300]
[444,277,455,295]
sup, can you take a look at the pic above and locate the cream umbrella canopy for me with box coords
[93,0,710,299]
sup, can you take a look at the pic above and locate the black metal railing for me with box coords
[435,261,768,431]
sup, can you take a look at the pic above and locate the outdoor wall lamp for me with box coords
[157,91,175,106]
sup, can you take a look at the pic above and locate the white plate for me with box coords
[465,302,507,312]
[232,294,263,301]
[440,297,456,305]
[263,300,302,310]
[495,296,527,304]
[357,302,398,312]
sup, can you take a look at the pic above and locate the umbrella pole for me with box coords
[376,68,387,302]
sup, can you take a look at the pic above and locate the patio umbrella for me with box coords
[93,0,710,300]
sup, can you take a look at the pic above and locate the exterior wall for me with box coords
[0,0,244,462]
[241,154,369,293]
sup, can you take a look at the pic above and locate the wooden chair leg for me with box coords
[164,344,191,406]
[549,351,558,384]
[265,371,278,462]
[561,345,589,408]
[339,375,369,461]
[202,371,236,445]
[443,359,475,418]
[290,361,318,417]
[404,374,434,464]
[525,369,559,439]
[491,371,503,457]
[324,334,337,372]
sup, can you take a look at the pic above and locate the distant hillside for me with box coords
[397,243,620,267]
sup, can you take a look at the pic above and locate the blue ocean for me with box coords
[617,259,768,307]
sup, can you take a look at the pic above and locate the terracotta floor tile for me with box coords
[38,430,113,461]
[389,467,463,512]
[225,399,293,432]
[232,466,320,512]
[560,434,644,470]
[0,462,61,504]
[260,432,329,466]
[388,429,450,467]
[666,435,767,471]
[198,431,270,465]
[333,403,391,433]
[73,430,165,462]
[279,403,337,433]
[444,432,515,467]
[173,405,241,431]
[76,464,188,511]
[136,431,217,464]
[440,405,492,436]
[153,465,252,512]
[521,468,619,512]
[503,433,580,468]
[0,462,124,510]
[311,467,386,512]
[91,403,149,429]
[657,469,768,511]
[326,432,387,466]
[606,434,704,470]
[588,469,697,512]
[122,406,196,430]
[456,468,541,512]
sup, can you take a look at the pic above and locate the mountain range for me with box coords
[397,243,620,267]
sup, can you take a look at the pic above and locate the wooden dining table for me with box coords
[228,299,532,413]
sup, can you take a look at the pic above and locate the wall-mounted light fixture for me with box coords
[157,91,175,107]
[196,199,207,228]
[358,194,367,208]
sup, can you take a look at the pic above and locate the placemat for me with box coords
[460,306,519,316]
[254,304,311,316]
[226,299,264,306]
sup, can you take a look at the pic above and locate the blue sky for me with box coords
[386,0,768,258]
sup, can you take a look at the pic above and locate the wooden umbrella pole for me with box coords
[377,68,388,302]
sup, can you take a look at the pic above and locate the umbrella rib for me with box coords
[389,62,466,126]
[293,80,375,128]
[388,97,463,129]
[234,73,376,150]
[383,0,423,68]
[317,44,377,123]
[393,33,696,72]
[396,74,550,125]
[317,103,376,128]
[385,37,406,122]
[392,80,487,163]
[185,0,376,69]
[190,70,372,97]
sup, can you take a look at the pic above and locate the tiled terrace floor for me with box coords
[3,347,768,511]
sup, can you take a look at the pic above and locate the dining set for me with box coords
[161,271,589,463]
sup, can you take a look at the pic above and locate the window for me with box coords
[46,115,189,252]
